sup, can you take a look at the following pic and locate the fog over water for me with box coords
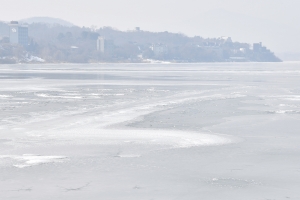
[0,63,300,199]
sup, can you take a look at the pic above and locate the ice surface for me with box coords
[0,154,68,168]
[0,63,300,200]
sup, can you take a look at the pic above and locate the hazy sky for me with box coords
[1,0,299,54]
[1,0,298,28]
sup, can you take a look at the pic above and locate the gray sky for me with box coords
[1,0,299,55]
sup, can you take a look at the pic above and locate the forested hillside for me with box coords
[0,22,281,63]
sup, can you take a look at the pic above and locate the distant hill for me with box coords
[1,20,281,63]
[20,17,75,27]
[180,9,300,59]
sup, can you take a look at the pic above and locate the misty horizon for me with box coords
[1,0,300,60]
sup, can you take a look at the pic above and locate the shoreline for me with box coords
[0,60,289,65]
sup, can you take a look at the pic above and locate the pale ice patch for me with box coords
[99,93,125,96]
[0,95,12,98]
[209,178,260,188]
[59,96,82,99]
[35,93,50,98]
[285,97,300,101]
[63,93,81,96]
[147,88,155,92]
[275,110,291,114]
[98,89,112,91]
[266,95,300,101]
[62,128,233,148]
[115,154,141,158]
[162,93,246,107]
[0,154,68,168]
[35,93,82,99]
[142,130,233,148]
[269,110,299,114]
[146,88,169,92]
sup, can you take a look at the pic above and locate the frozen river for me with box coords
[0,63,300,199]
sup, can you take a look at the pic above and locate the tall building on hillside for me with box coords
[97,37,105,52]
[97,37,114,53]
[9,21,28,46]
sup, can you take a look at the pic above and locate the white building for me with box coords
[97,37,105,52]
[9,21,28,46]
[97,37,114,53]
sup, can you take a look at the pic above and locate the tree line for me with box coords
[0,22,281,63]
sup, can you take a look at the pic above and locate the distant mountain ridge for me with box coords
[20,17,75,27]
